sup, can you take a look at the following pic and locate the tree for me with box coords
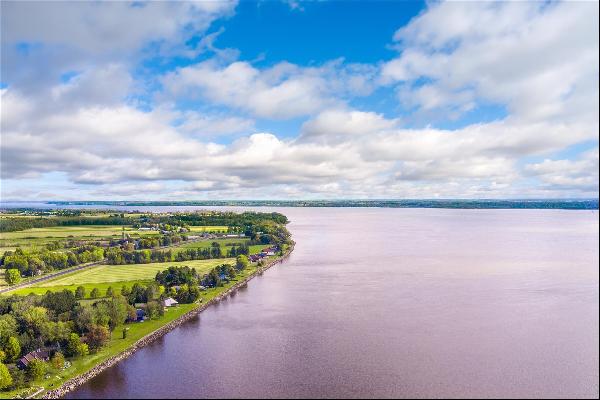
[9,369,26,390]
[0,363,12,390]
[146,301,164,319]
[26,359,47,381]
[0,315,18,344]
[5,269,21,285]
[120,285,131,297]
[66,333,82,357]
[3,253,28,276]
[236,255,249,271]
[4,337,21,362]
[51,352,65,370]
[75,286,86,300]
[90,288,100,299]
[86,325,110,352]
[75,306,96,333]
[77,343,89,357]
[106,286,114,298]
[105,295,129,331]
[19,306,49,337]
[41,290,77,316]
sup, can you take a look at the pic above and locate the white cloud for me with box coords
[1,1,237,90]
[525,148,599,192]
[162,59,377,119]
[381,1,599,124]
[1,1,598,200]
[300,108,399,143]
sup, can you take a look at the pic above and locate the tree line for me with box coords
[1,246,105,281]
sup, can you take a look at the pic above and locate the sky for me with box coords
[0,0,598,200]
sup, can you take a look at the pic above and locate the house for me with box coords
[17,349,51,370]
[163,297,179,308]
[261,247,277,256]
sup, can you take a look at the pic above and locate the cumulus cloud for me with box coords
[162,59,378,119]
[1,1,237,90]
[524,148,599,192]
[381,1,599,124]
[1,1,598,200]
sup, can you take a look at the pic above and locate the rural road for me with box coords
[0,260,105,294]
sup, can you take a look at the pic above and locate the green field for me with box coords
[36,258,234,287]
[9,280,154,298]
[187,225,229,233]
[0,225,158,240]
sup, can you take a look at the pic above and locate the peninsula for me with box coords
[0,209,294,399]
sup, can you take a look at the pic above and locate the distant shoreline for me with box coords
[2,199,598,210]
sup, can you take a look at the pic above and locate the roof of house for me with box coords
[18,349,50,367]
[164,297,179,307]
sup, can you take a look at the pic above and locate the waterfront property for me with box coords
[17,349,51,370]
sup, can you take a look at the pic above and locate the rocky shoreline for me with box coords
[41,243,295,399]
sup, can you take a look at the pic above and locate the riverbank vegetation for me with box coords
[0,209,292,398]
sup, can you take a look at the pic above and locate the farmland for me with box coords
[35,258,235,287]
[0,225,157,239]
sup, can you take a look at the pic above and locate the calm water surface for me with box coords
[62,208,598,398]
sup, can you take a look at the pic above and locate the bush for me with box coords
[26,359,47,381]
[51,352,65,370]
[86,325,110,352]
[4,269,21,285]
[0,363,12,390]
[75,286,86,300]
[77,343,89,357]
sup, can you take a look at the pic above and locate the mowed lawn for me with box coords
[0,225,158,239]
[9,280,153,298]
[35,258,235,287]
[187,225,229,233]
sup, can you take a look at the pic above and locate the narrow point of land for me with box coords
[0,210,293,399]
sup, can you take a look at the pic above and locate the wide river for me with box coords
[57,207,598,398]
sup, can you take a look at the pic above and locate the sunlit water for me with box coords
[35,207,598,398]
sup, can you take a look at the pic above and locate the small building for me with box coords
[163,297,179,308]
[17,349,50,370]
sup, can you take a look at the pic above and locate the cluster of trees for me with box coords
[136,234,187,249]
[0,216,132,233]
[245,222,292,248]
[106,248,172,264]
[0,290,140,391]
[0,246,105,280]
[155,256,248,298]
[224,244,250,257]
[155,266,199,287]
[106,242,239,265]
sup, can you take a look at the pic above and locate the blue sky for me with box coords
[1,0,598,200]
